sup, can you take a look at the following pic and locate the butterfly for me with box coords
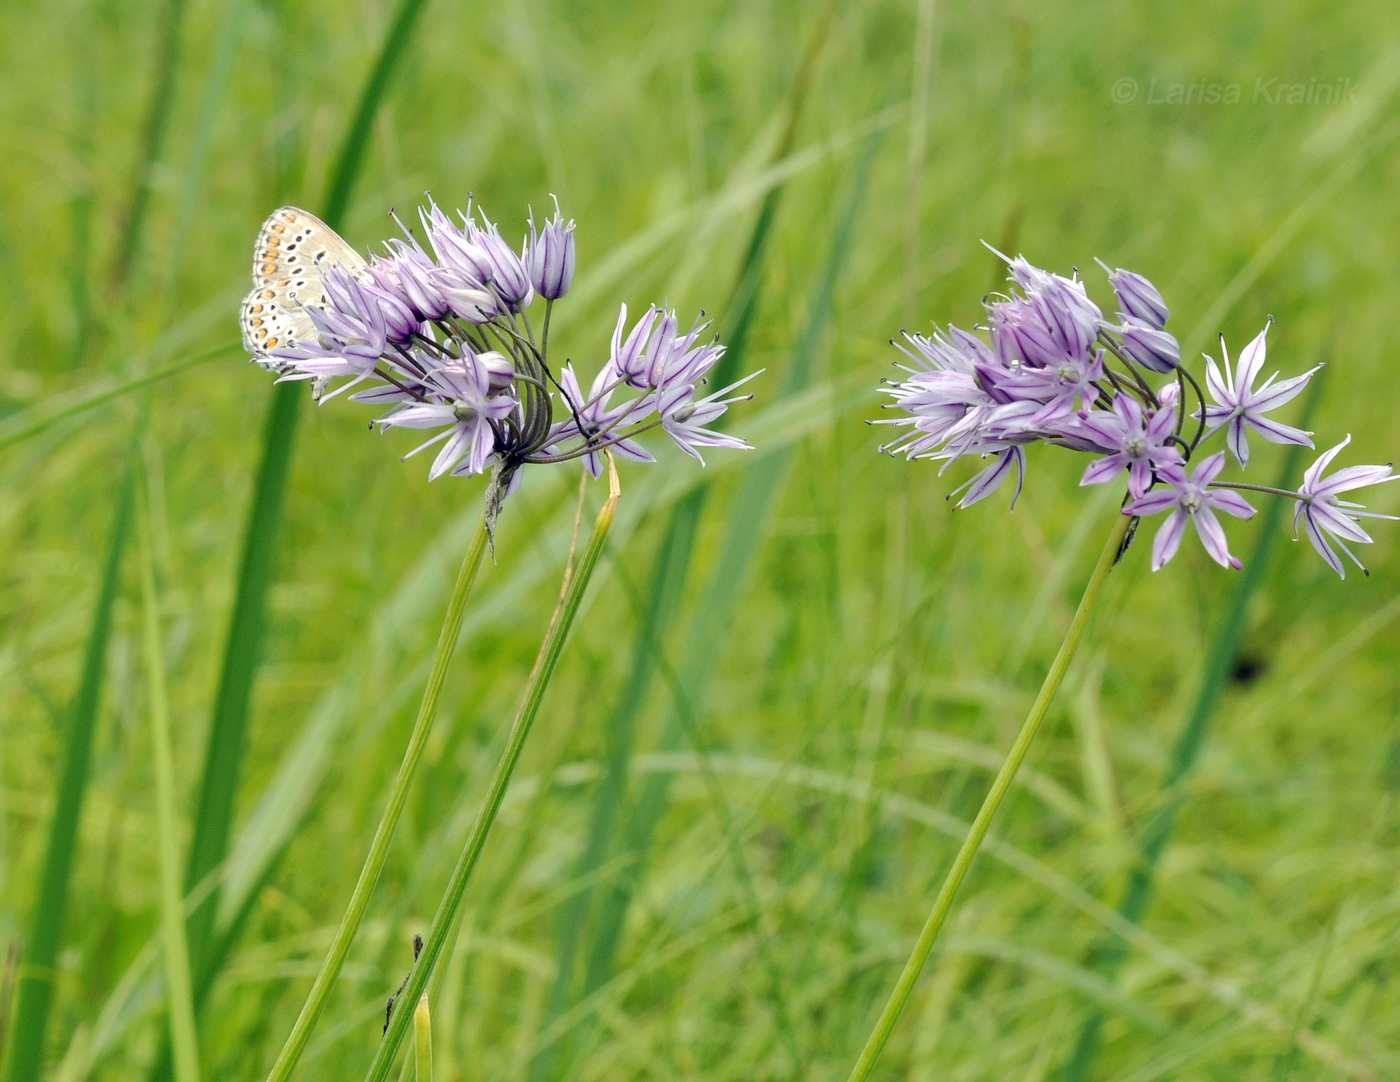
[238,206,368,373]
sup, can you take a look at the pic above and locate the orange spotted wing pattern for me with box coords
[238,206,368,371]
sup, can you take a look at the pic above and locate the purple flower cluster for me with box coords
[880,252,1396,576]
[264,197,755,511]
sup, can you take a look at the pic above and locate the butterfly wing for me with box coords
[239,206,369,371]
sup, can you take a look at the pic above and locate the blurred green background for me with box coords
[3,0,1400,1078]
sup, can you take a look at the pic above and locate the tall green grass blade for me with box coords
[321,0,430,228]
[576,106,884,1037]
[181,377,300,986]
[66,43,98,369]
[164,0,249,298]
[1057,377,1325,1082]
[1,467,133,1082]
[137,463,201,1082]
[366,471,622,1082]
[178,0,433,1010]
[0,345,233,453]
[263,518,488,1082]
[413,996,432,1082]
[108,0,190,291]
[529,15,835,1074]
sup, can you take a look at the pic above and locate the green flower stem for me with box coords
[263,515,490,1082]
[366,462,622,1082]
[844,509,1134,1082]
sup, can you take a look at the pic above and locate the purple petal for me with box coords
[1192,452,1227,486]
[1317,463,1397,496]
[1247,367,1316,412]
[1191,508,1238,569]
[1245,414,1313,447]
[1311,502,1374,545]
[429,427,471,480]
[1227,417,1250,467]
[1207,488,1256,519]
[1235,324,1270,391]
[1125,488,1180,516]
[1205,355,1232,403]
[956,449,1020,509]
[1127,459,1153,499]
[1081,455,1126,487]
[1300,509,1346,578]
[1302,436,1351,490]
[1151,510,1187,570]
[1144,405,1176,444]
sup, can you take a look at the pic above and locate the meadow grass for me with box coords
[2,0,1400,1079]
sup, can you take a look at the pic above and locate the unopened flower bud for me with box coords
[1118,319,1180,373]
[1104,265,1169,328]
[527,198,576,300]
[478,350,515,393]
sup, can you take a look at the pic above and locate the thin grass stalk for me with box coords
[844,511,1135,1082]
[530,15,834,1074]
[1,469,134,1082]
[366,462,622,1082]
[108,0,190,291]
[181,377,299,982]
[1058,378,1325,1082]
[572,105,883,1050]
[321,0,430,226]
[262,517,489,1082]
[179,0,432,1012]
[414,996,433,1082]
[137,468,201,1082]
[0,345,234,453]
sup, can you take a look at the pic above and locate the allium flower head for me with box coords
[243,194,757,534]
[876,247,1386,578]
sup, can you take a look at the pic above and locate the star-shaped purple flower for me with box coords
[1294,435,1400,577]
[378,353,518,480]
[1076,393,1183,498]
[1123,452,1256,570]
[1201,322,1318,467]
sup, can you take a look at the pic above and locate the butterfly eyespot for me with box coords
[261,262,277,274]
[266,336,280,348]
[263,289,275,299]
